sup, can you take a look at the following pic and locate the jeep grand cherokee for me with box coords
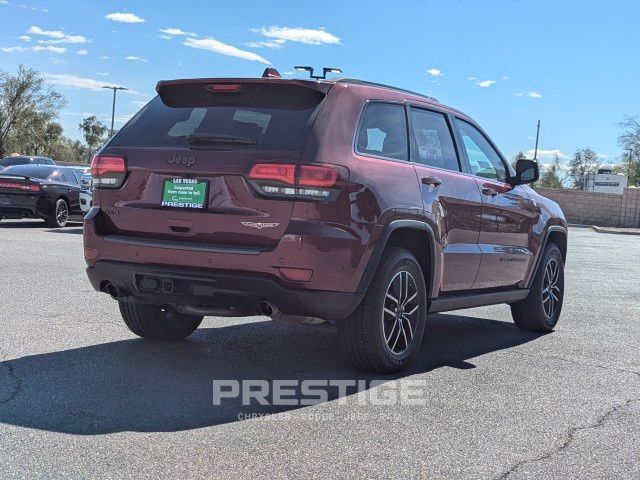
[84,70,567,373]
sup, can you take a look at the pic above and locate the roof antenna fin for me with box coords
[262,68,282,79]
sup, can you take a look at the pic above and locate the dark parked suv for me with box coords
[84,70,567,373]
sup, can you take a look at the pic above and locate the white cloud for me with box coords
[426,68,443,77]
[159,27,197,38]
[126,55,148,62]
[20,4,49,12]
[159,34,172,40]
[19,35,31,41]
[106,114,134,123]
[46,74,135,93]
[244,40,285,49]
[76,49,88,55]
[131,100,148,107]
[33,45,66,53]
[95,72,110,76]
[27,26,87,44]
[467,76,478,80]
[100,55,113,60]
[525,149,568,160]
[183,37,270,64]
[1,45,65,53]
[253,26,340,45]
[105,12,145,23]
[0,1,8,5]
[528,91,542,99]
[476,80,496,88]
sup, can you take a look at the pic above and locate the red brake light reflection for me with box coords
[206,84,242,93]
[298,165,339,188]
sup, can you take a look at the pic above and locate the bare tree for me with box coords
[0,65,66,157]
[567,148,599,189]
[617,115,640,186]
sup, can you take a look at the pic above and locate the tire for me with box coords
[338,247,428,373]
[118,301,203,340]
[511,243,564,332]
[45,198,69,228]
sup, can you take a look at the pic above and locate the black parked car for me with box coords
[0,156,56,168]
[0,165,86,227]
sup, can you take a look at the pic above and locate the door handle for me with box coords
[482,187,498,197]
[422,176,442,186]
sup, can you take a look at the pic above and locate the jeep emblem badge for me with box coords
[167,153,196,167]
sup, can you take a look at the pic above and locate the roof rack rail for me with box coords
[335,78,439,102]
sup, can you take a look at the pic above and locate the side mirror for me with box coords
[511,159,539,186]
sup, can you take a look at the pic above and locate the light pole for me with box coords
[102,86,128,137]
[533,120,541,161]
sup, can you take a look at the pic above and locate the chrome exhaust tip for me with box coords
[105,283,121,300]
[257,301,274,317]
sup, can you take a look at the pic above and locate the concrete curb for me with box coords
[591,226,640,236]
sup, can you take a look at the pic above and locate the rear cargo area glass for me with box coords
[111,85,324,151]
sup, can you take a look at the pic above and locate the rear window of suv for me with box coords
[110,84,325,151]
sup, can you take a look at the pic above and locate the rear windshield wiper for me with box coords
[186,133,257,146]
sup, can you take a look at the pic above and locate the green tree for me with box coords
[10,114,63,156]
[617,116,640,186]
[538,154,564,189]
[79,115,108,159]
[0,65,66,157]
[46,137,87,164]
[567,148,599,189]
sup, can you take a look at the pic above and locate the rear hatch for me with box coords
[0,174,43,209]
[95,79,328,250]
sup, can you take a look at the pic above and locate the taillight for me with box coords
[0,181,41,192]
[247,163,346,201]
[91,155,127,188]
[249,164,296,185]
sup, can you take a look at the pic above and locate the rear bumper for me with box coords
[0,206,47,219]
[83,207,372,293]
[0,194,49,219]
[86,260,363,321]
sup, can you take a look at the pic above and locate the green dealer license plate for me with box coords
[161,178,208,209]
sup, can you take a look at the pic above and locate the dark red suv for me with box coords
[83,71,567,373]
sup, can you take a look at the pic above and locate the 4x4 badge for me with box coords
[241,221,280,229]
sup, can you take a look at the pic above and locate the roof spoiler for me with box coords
[155,78,331,108]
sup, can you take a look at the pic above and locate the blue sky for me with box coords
[1,0,638,164]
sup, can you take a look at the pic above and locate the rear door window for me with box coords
[356,103,408,161]
[409,107,460,171]
[71,170,84,184]
[62,170,78,184]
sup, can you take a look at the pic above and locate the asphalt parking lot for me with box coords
[0,221,638,479]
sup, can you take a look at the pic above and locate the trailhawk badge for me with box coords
[241,221,280,229]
